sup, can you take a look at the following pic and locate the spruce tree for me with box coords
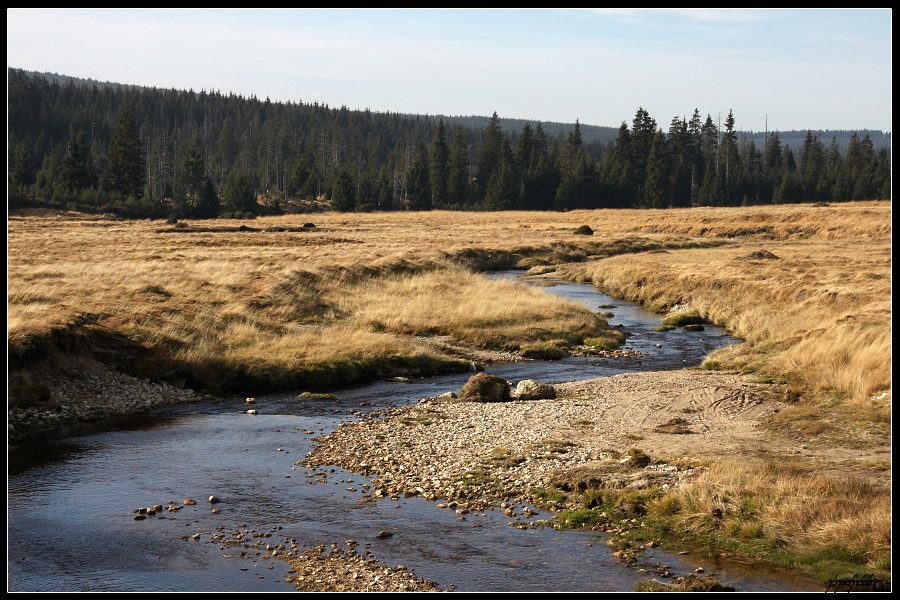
[223,169,257,214]
[375,166,394,210]
[720,110,740,204]
[106,105,144,198]
[330,169,356,212]
[429,118,449,207]
[407,143,431,210]
[11,144,36,186]
[644,130,671,208]
[61,131,95,191]
[555,120,589,210]
[194,176,220,218]
[483,137,518,210]
[181,139,205,205]
[447,126,469,207]
[630,108,657,206]
[476,112,502,199]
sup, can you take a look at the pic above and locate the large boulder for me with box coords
[512,379,557,400]
[457,374,511,403]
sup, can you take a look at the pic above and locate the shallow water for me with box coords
[7,273,821,592]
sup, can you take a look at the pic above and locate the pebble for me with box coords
[302,375,711,533]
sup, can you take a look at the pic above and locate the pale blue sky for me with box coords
[6,9,892,133]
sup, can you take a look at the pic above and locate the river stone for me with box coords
[457,374,511,403]
[512,379,556,400]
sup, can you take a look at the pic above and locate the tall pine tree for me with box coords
[106,105,144,198]
[446,126,469,207]
[476,112,503,200]
[429,119,450,207]
[407,143,431,210]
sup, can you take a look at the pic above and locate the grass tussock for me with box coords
[652,459,891,581]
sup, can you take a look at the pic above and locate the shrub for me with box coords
[574,224,594,235]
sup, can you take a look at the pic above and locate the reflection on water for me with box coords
[8,274,819,592]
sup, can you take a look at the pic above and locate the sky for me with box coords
[6,9,892,133]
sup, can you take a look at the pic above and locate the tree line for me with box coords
[8,68,890,218]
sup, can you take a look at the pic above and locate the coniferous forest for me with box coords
[8,68,891,218]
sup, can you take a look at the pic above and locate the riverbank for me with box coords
[7,355,206,442]
[302,368,891,587]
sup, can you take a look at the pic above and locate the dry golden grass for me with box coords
[559,228,891,409]
[8,202,890,396]
[7,211,626,390]
[657,458,892,576]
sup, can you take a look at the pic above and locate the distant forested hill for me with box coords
[736,129,890,153]
[8,68,891,218]
[21,69,151,94]
[413,114,622,146]
[27,70,888,152]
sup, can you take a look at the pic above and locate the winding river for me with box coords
[7,272,820,592]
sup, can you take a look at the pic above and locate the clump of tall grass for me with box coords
[652,459,891,579]
[340,266,606,349]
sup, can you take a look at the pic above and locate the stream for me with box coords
[7,272,820,592]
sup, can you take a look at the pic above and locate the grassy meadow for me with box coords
[7,201,891,580]
[9,202,890,399]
